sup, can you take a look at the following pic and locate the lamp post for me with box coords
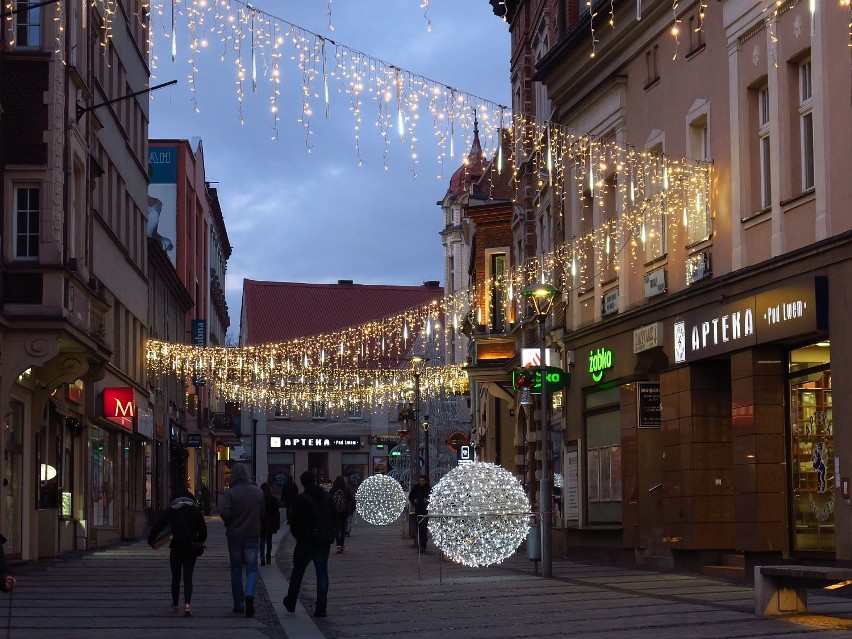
[407,356,428,488]
[522,282,559,579]
[422,416,431,480]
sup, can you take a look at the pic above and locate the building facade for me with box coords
[487,0,851,573]
[1,0,151,556]
[239,279,445,495]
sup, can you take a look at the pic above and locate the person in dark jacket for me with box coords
[220,462,264,617]
[281,475,299,524]
[260,482,281,565]
[330,476,353,554]
[408,475,431,551]
[0,534,16,593]
[282,471,335,618]
[148,489,207,616]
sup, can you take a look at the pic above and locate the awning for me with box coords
[483,381,515,404]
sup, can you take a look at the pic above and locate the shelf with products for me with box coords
[791,371,832,494]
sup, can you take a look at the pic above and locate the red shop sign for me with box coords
[103,387,135,430]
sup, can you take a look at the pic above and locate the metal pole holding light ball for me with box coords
[522,282,559,579]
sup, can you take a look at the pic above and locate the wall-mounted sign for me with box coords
[637,382,661,428]
[191,319,206,346]
[511,367,569,394]
[186,434,202,448]
[643,267,667,298]
[588,348,614,383]
[137,407,154,440]
[368,435,398,445]
[601,288,619,316]
[102,387,135,430]
[633,322,663,353]
[457,445,475,465]
[674,277,827,364]
[521,347,559,367]
[269,436,361,450]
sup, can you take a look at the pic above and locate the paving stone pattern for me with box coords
[5,516,852,638]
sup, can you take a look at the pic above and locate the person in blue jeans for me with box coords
[282,471,336,617]
[220,462,264,617]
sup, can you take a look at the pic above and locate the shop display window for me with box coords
[789,341,832,552]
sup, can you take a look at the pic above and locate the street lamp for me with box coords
[406,356,429,488]
[422,416,431,480]
[522,282,559,579]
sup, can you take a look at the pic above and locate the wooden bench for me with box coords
[755,565,852,616]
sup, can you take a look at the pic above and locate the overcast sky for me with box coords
[147,1,510,339]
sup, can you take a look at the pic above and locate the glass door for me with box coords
[789,342,832,553]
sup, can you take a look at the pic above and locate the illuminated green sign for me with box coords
[589,347,614,383]
[511,367,569,394]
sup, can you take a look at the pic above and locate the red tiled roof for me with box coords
[242,279,444,345]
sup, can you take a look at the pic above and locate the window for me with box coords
[15,0,41,47]
[488,252,507,332]
[644,146,667,261]
[273,402,290,420]
[533,23,550,126]
[687,108,712,244]
[799,59,814,191]
[14,187,40,260]
[310,401,326,420]
[687,14,705,54]
[347,402,363,420]
[645,45,659,87]
[758,86,772,209]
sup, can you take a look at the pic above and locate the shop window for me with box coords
[91,427,115,527]
[789,341,831,553]
[584,387,622,525]
[4,402,24,557]
[341,453,369,489]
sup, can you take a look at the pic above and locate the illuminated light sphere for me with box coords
[428,462,530,567]
[355,474,407,526]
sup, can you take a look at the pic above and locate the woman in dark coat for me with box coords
[330,476,353,554]
[148,489,207,616]
[260,482,281,565]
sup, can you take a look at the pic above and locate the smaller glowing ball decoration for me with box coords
[428,462,530,567]
[355,474,407,526]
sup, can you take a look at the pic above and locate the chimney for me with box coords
[337,279,354,285]
[423,280,440,288]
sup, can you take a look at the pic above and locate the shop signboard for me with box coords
[511,366,569,394]
[102,387,135,430]
[457,445,475,465]
[521,347,559,367]
[269,435,361,450]
[186,434,202,448]
[588,347,614,383]
[136,407,154,439]
[601,288,619,316]
[637,382,661,428]
[674,277,828,364]
[633,322,663,353]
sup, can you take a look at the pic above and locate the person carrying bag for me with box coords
[148,488,207,616]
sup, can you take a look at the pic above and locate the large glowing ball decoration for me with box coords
[355,474,407,526]
[427,462,530,567]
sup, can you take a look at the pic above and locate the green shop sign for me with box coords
[511,366,569,394]
[588,347,614,383]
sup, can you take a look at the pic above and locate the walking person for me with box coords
[220,463,264,617]
[148,488,207,617]
[0,535,16,593]
[330,476,353,554]
[282,475,299,524]
[408,474,431,551]
[260,482,281,565]
[282,471,335,618]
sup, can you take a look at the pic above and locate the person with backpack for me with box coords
[330,476,353,554]
[282,471,335,618]
[148,487,207,617]
[260,482,281,565]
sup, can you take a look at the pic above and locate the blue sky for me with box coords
[147,1,510,340]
